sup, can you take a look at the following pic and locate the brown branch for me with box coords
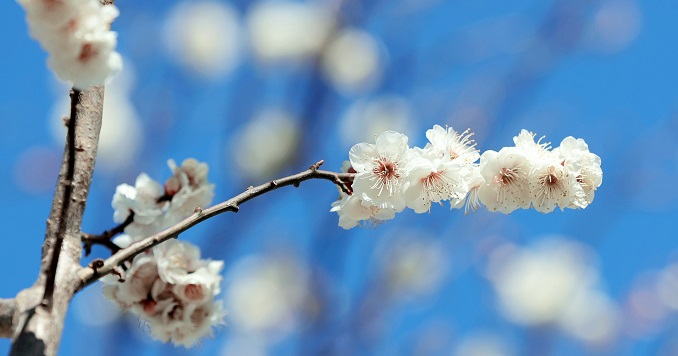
[81,212,135,256]
[0,299,17,338]
[10,85,104,354]
[76,161,354,289]
[41,89,79,308]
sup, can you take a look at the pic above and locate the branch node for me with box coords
[310,160,324,171]
[194,207,203,216]
[293,182,300,188]
[271,180,278,187]
[89,258,105,272]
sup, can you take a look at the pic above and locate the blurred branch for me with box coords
[77,160,354,290]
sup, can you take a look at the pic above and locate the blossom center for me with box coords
[78,43,98,63]
[497,167,518,186]
[369,157,401,197]
[372,158,399,182]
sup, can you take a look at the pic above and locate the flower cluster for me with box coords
[105,158,222,346]
[113,158,215,238]
[103,239,226,347]
[332,126,602,228]
[17,0,123,89]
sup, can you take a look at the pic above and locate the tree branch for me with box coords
[0,299,17,338]
[10,86,104,355]
[81,212,135,256]
[77,161,354,289]
[42,89,79,308]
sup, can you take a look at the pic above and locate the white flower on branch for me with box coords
[332,127,602,227]
[112,158,214,239]
[349,130,410,212]
[553,136,603,208]
[103,240,226,347]
[477,148,532,213]
[18,0,122,89]
[112,173,167,236]
[330,161,396,229]
[164,158,215,224]
[401,156,465,214]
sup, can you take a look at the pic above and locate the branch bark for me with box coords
[0,299,17,338]
[77,162,354,290]
[10,86,104,355]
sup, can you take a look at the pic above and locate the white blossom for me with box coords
[330,161,396,229]
[102,240,225,347]
[111,158,214,239]
[512,129,551,163]
[18,0,123,88]
[424,125,480,165]
[164,158,215,224]
[247,1,335,62]
[477,148,531,213]
[458,165,484,214]
[553,136,603,208]
[112,173,167,237]
[332,128,602,227]
[401,156,465,213]
[330,190,396,229]
[349,130,410,211]
[529,161,583,213]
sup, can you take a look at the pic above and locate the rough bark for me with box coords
[9,86,104,356]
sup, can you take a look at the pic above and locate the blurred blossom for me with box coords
[586,0,641,53]
[163,1,242,78]
[558,289,618,345]
[487,237,619,345]
[657,263,678,310]
[453,332,514,356]
[247,0,336,62]
[624,270,674,337]
[225,254,310,340]
[220,335,268,356]
[321,28,383,94]
[13,146,61,195]
[340,96,414,147]
[378,234,449,299]
[50,66,142,172]
[231,109,299,180]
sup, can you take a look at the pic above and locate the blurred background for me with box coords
[1,0,677,354]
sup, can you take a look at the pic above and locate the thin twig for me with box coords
[76,161,354,290]
[82,212,135,256]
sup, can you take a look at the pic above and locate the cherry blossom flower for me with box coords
[554,136,603,208]
[164,159,215,223]
[349,130,410,211]
[102,240,225,347]
[330,161,396,229]
[112,173,168,237]
[401,156,466,213]
[478,148,532,213]
[18,0,122,88]
[111,158,214,239]
[529,163,583,213]
[423,124,480,164]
